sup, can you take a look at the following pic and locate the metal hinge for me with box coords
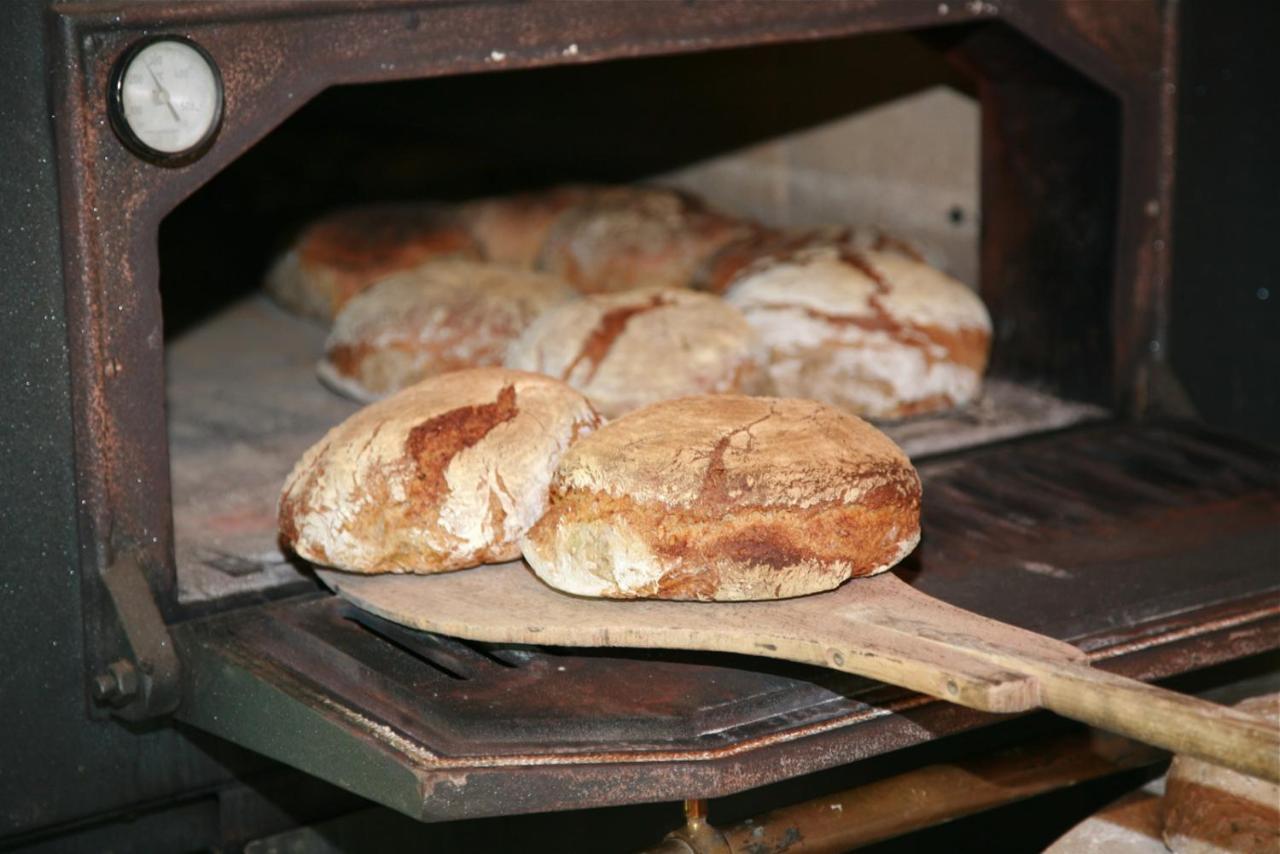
[89,553,180,720]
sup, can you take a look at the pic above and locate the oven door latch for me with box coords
[89,553,181,721]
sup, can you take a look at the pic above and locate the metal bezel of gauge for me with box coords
[107,35,225,167]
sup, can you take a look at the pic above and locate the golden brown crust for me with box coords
[267,203,483,321]
[536,187,753,293]
[278,368,601,574]
[457,186,598,268]
[520,395,921,601]
[321,260,576,402]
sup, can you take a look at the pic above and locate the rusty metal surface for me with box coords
[174,422,1280,820]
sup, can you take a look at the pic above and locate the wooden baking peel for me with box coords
[317,562,1280,782]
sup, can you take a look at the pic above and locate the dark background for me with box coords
[1170,0,1280,444]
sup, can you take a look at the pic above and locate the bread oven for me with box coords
[4,1,1277,850]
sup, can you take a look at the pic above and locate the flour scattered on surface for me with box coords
[1021,560,1072,580]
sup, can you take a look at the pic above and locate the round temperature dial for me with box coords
[109,36,223,164]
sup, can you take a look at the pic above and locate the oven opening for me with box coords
[134,13,1280,826]
[160,26,1117,606]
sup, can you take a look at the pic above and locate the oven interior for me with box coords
[163,28,1115,606]
[46,5,1280,841]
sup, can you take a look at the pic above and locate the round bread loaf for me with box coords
[537,187,752,293]
[521,395,921,601]
[279,368,601,574]
[697,225,927,295]
[724,245,991,420]
[320,260,578,403]
[505,287,766,418]
[266,203,482,322]
[1162,693,1280,853]
[456,185,596,268]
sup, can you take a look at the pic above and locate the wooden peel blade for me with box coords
[317,561,1280,783]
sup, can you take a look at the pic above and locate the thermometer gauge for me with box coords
[109,36,223,165]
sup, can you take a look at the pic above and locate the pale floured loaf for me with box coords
[696,225,928,295]
[536,187,752,293]
[725,245,992,420]
[320,260,578,403]
[505,287,767,418]
[279,368,601,574]
[265,203,482,322]
[521,395,921,601]
[1162,693,1280,853]
[456,185,597,268]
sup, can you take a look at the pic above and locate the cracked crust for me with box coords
[536,186,753,293]
[725,245,992,420]
[321,260,578,402]
[505,287,767,417]
[696,225,927,295]
[1163,693,1280,854]
[279,368,601,574]
[265,203,483,322]
[521,395,921,600]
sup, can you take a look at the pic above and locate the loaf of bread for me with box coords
[266,203,482,321]
[724,245,991,420]
[279,368,600,574]
[537,187,752,293]
[456,185,596,268]
[505,287,766,418]
[1162,693,1280,853]
[696,225,927,295]
[521,395,921,600]
[320,260,578,403]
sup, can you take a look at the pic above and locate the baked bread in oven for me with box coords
[521,394,921,601]
[724,245,991,420]
[505,287,766,418]
[279,368,601,574]
[265,203,482,322]
[320,260,577,403]
[696,225,927,295]
[536,187,752,293]
[1162,693,1280,853]
[456,185,596,268]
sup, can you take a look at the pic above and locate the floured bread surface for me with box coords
[697,225,928,295]
[1162,693,1280,854]
[280,368,601,574]
[521,395,921,601]
[457,185,597,268]
[505,287,767,418]
[265,203,482,322]
[537,187,752,293]
[321,260,578,403]
[725,246,992,420]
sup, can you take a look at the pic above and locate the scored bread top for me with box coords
[279,368,600,574]
[505,287,764,418]
[322,260,578,402]
[724,245,992,419]
[697,225,927,295]
[552,395,918,512]
[727,245,990,336]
